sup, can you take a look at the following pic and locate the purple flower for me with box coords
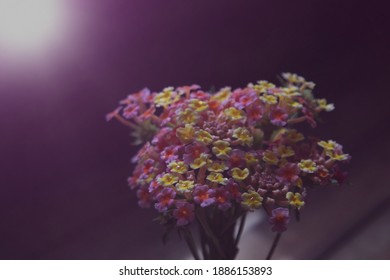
[214,187,232,211]
[193,185,216,207]
[269,207,290,232]
[173,202,195,226]
[269,107,288,126]
[155,188,176,212]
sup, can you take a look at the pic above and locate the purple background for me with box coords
[1,0,389,259]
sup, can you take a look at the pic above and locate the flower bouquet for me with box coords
[107,73,350,259]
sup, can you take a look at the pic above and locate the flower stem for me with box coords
[266,232,282,260]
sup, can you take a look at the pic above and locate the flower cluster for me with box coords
[107,73,350,232]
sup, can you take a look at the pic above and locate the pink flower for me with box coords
[232,88,258,109]
[123,104,139,119]
[193,185,216,207]
[269,207,290,232]
[183,142,209,164]
[277,163,300,184]
[269,107,288,126]
[227,149,246,168]
[161,145,180,162]
[155,188,176,212]
[173,202,195,226]
[246,101,263,125]
[137,188,152,208]
[214,187,232,211]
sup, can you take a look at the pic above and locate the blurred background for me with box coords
[1,0,389,259]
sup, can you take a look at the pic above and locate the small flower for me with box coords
[231,167,250,181]
[207,161,228,172]
[232,127,253,146]
[175,180,195,192]
[286,129,305,142]
[317,99,335,112]
[260,94,278,105]
[269,207,290,232]
[154,87,177,108]
[161,145,180,162]
[210,87,231,103]
[286,192,305,209]
[227,149,246,168]
[241,190,263,210]
[193,185,216,207]
[252,80,275,93]
[326,150,350,161]
[212,140,232,159]
[263,150,279,165]
[277,163,300,184]
[244,152,259,165]
[214,187,232,211]
[298,159,318,173]
[188,99,209,112]
[123,104,139,119]
[190,153,210,169]
[155,188,176,212]
[168,161,188,174]
[276,145,295,158]
[318,140,338,151]
[173,202,195,226]
[177,108,198,125]
[224,107,246,121]
[269,107,288,126]
[137,188,152,208]
[176,124,195,144]
[195,129,213,145]
[157,173,179,186]
[282,72,305,84]
[206,172,228,185]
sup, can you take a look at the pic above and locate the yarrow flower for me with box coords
[108,73,350,259]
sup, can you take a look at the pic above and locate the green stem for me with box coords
[266,232,282,260]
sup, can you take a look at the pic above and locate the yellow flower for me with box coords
[277,145,295,158]
[317,140,338,151]
[175,180,195,192]
[251,80,275,94]
[211,87,231,102]
[195,129,213,145]
[188,99,208,112]
[263,150,279,165]
[231,167,250,181]
[232,127,253,147]
[212,140,232,159]
[158,173,178,186]
[190,153,210,169]
[207,161,228,172]
[277,86,301,97]
[178,108,198,125]
[298,159,318,173]
[176,124,195,144]
[168,161,188,174]
[154,87,177,108]
[241,190,263,210]
[326,151,350,161]
[260,94,278,105]
[286,192,305,209]
[317,99,335,112]
[224,107,246,121]
[206,172,228,185]
[286,129,304,142]
[244,152,259,165]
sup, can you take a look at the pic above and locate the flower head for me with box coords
[109,73,350,231]
[269,207,290,232]
[173,202,195,226]
[241,190,263,210]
